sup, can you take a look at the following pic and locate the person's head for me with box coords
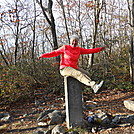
[70,34,79,47]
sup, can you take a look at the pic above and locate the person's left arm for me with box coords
[80,46,106,54]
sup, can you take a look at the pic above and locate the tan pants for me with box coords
[60,67,95,88]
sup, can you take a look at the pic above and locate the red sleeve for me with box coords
[80,47,101,54]
[41,45,64,58]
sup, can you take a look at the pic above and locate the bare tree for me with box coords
[14,0,20,65]
[89,0,104,68]
[58,0,70,43]
[127,0,134,84]
[36,0,58,50]
[31,0,37,61]
[0,50,9,67]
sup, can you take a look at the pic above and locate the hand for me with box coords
[38,56,42,60]
[100,46,106,51]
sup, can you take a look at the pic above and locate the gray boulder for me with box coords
[111,115,121,125]
[48,110,65,125]
[51,125,65,134]
[96,110,112,125]
[68,131,79,134]
[0,113,11,122]
[37,110,54,121]
[33,130,44,134]
[124,100,134,112]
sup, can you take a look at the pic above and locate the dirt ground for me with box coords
[0,88,134,134]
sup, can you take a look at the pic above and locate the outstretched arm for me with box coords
[100,46,106,51]
[38,45,64,59]
[80,46,106,54]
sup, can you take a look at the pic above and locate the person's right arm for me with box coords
[38,45,64,59]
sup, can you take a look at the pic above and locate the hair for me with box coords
[71,34,79,41]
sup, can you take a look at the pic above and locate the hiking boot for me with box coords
[93,81,104,93]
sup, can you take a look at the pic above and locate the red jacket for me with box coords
[41,45,101,69]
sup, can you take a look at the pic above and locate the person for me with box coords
[38,34,106,93]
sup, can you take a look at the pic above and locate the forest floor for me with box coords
[0,87,134,134]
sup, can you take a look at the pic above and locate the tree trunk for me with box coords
[59,0,70,43]
[37,0,59,62]
[0,50,9,67]
[89,0,102,69]
[131,0,134,84]
[48,0,58,50]
[31,0,36,61]
[37,0,58,50]
[14,2,19,65]
[128,0,134,84]
[130,35,134,84]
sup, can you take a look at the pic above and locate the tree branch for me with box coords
[36,0,51,25]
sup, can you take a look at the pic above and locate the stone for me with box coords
[0,113,11,122]
[96,110,112,125]
[38,122,48,126]
[64,77,83,128]
[51,125,65,134]
[0,113,5,118]
[0,124,9,130]
[111,115,121,125]
[68,131,79,134]
[37,110,54,121]
[124,100,134,112]
[37,110,65,125]
[91,127,98,133]
[33,130,44,134]
[44,130,51,134]
[48,110,64,125]
[48,110,61,118]
[117,123,131,127]
[125,115,134,123]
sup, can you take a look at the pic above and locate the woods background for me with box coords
[0,0,134,104]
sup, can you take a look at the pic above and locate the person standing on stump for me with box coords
[38,34,106,93]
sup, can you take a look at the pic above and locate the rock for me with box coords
[37,110,54,121]
[124,115,134,123]
[61,110,66,118]
[87,115,99,124]
[86,100,97,104]
[51,125,65,134]
[117,123,131,127]
[48,110,61,118]
[31,110,39,115]
[0,113,11,122]
[38,122,48,126]
[124,100,134,112]
[85,104,97,109]
[96,110,112,125]
[91,127,98,133]
[48,110,65,125]
[111,115,121,125]
[0,113,5,118]
[33,130,44,134]
[37,110,65,125]
[110,114,134,126]
[35,100,40,106]
[68,131,79,134]
[88,111,94,115]
[44,129,51,134]
[0,124,9,130]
